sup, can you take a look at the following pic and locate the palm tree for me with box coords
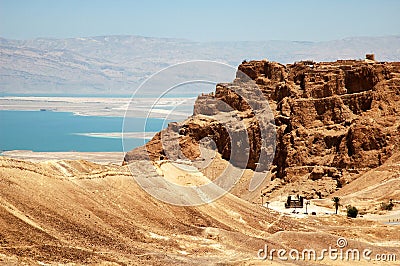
[332,197,341,214]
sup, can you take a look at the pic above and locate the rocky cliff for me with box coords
[124,56,400,199]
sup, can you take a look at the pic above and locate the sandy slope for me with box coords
[312,152,400,223]
[0,156,399,265]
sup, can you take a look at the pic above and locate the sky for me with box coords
[0,0,399,42]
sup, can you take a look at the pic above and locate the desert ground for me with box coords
[0,151,399,265]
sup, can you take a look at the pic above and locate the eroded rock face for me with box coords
[124,81,276,171]
[124,58,400,197]
[239,59,400,178]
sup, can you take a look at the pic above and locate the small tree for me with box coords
[332,197,341,214]
[346,205,358,218]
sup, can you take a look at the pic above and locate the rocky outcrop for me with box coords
[124,56,400,198]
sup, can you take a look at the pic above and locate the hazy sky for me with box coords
[1,0,399,41]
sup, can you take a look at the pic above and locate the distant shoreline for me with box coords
[1,150,125,165]
[0,95,194,119]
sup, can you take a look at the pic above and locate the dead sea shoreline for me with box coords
[0,96,194,119]
[1,150,125,165]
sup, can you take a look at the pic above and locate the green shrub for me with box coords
[346,205,358,218]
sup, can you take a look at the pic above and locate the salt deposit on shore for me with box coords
[73,131,157,139]
[0,96,194,119]
[2,150,124,165]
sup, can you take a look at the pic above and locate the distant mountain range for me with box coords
[1,35,399,95]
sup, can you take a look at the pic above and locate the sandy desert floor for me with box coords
[0,152,399,265]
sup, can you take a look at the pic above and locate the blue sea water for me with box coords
[0,110,168,152]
